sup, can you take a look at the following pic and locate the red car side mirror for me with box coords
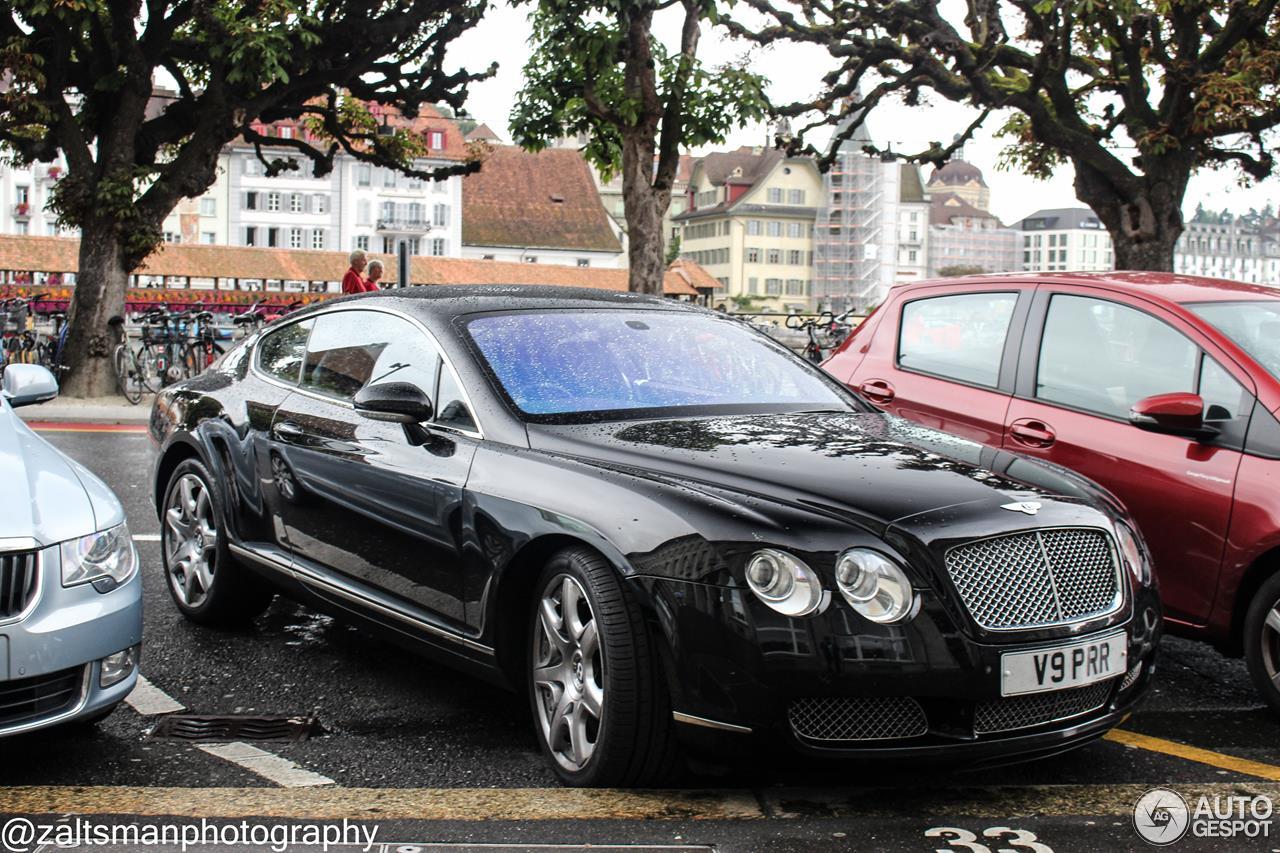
[1129,392,1219,442]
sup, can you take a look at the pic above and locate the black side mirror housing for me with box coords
[353,382,434,424]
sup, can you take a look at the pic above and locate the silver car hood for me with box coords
[0,403,123,547]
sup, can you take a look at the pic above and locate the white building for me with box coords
[0,157,73,239]
[1175,217,1280,285]
[895,164,930,284]
[1016,207,1114,272]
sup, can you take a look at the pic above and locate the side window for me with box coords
[302,311,440,401]
[256,320,313,384]
[897,292,1017,387]
[435,366,477,432]
[1036,294,1197,418]
[1199,357,1249,422]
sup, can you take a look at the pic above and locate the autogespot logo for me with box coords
[1134,788,1191,846]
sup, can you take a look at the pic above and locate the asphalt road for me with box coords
[4,425,1280,852]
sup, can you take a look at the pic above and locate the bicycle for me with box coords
[181,308,225,376]
[785,311,836,364]
[110,315,147,404]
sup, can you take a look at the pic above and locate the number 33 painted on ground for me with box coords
[925,826,1055,853]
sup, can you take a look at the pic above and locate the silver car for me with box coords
[0,365,143,736]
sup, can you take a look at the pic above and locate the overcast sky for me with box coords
[451,1,1280,225]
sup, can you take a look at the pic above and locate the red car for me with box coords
[825,272,1280,710]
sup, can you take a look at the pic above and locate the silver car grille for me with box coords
[944,528,1121,630]
[0,550,39,620]
[973,681,1114,734]
[788,696,928,742]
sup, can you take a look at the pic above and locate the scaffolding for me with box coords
[814,149,884,313]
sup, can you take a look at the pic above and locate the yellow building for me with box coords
[673,147,822,312]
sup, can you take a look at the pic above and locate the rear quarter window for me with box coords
[896,292,1017,386]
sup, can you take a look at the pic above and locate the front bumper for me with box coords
[0,543,144,737]
[635,576,1161,764]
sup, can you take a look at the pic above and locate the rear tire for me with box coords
[1245,573,1280,715]
[113,344,142,404]
[527,547,682,787]
[161,458,274,626]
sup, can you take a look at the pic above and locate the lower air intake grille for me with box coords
[0,666,85,730]
[0,550,39,619]
[789,696,928,742]
[974,681,1114,734]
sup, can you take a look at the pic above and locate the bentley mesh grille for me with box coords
[0,549,39,620]
[944,528,1121,630]
[974,681,1114,735]
[788,696,928,742]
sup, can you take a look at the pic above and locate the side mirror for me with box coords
[1130,392,1219,441]
[353,381,434,424]
[1,364,59,408]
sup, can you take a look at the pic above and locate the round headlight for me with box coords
[835,549,915,624]
[1115,522,1150,584]
[744,549,823,616]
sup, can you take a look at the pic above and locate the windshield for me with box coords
[465,309,856,421]
[1188,301,1280,380]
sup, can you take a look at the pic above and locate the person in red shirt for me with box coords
[366,259,385,290]
[342,250,374,294]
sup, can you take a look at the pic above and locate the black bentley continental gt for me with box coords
[150,286,1160,786]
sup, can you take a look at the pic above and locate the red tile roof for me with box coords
[462,146,623,253]
[0,235,701,296]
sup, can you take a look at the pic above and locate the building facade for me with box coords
[1016,207,1114,272]
[927,192,1020,276]
[673,146,823,312]
[1175,216,1280,285]
[894,164,931,285]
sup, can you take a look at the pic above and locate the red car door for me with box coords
[841,283,1034,446]
[1004,286,1251,627]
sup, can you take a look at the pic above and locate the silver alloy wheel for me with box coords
[271,454,297,501]
[533,574,604,772]
[163,472,219,608]
[1262,602,1280,690]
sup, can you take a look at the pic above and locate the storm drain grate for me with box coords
[150,714,320,743]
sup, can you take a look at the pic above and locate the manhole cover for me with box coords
[149,714,320,742]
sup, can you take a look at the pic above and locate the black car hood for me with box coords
[527,411,1090,531]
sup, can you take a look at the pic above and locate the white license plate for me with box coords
[1000,631,1127,697]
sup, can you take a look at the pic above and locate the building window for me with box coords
[433,204,450,227]
[787,222,802,238]
[746,247,760,263]
[243,158,262,176]
[267,227,279,247]
[767,221,782,237]
[355,235,370,251]
[289,193,303,213]
[428,131,444,150]
[785,279,804,295]
[406,237,421,255]
[200,197,216,216]
[788,249,803,265]
[747,220,761,236]
[432,238,447,256]
[357,164,372,186]
[382,236,396,254]
[267,192,281,212]
[311,229,325,250]
[245,227,257,246]
[767,248,781,264]
[13,221,27,235]
[244,191,258,210]
[163,231,180,244]
[289,227,303,249]
[357,200,371,226]
[788,189,805,204]
[767,188,783,203]
[908,249,918,262]
[765,278,782,295]
[408,202,423,225]
[748,277,759,294]
[577,258,589,267]
[279,126,294,139]
[383,168,397,188]
[312,194,328,214]
[433,178,448,194]
[201,231,216,244]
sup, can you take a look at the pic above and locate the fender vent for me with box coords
[150,714,320,743]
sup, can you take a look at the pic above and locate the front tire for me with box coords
[527,547,682,787]
[161,458,274,626]
[1246,573,1280,715]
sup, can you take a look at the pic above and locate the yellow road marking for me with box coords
[1106,728,1280,781]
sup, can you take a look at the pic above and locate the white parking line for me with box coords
[198,742,336,788]
[125,675,186,716]
[131,533,161,542]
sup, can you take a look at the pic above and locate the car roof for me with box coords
[303,284,704,322]
[895,271,1280,305]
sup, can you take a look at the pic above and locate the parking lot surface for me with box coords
[4,424,1280,851]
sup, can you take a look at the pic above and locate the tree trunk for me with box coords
[60,222,130,398]
[1073,158,1187,273]
[625,188,667,295]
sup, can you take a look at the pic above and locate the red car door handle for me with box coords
[858,379,896,403]
[1009,419,1056,448]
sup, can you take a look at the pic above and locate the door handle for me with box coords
[1009,418,1056,448]
[857,378,896,404]
[273,420,305,441]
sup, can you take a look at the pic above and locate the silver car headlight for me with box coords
[835,548,916,624]
[61,523,138,589]
[1114,522,1151,585]
[745,549,825,617]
